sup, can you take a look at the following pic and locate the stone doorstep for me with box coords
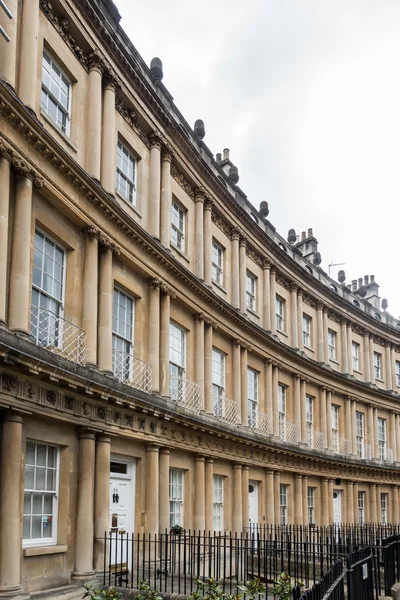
[30,584,84,600]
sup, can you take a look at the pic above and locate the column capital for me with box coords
[0,140,13,162]
[195,454,205,462]
[290,283,299,293]
[316,301,324,311]
[99,235,120,255]
[2,410,24,424]
[88,49,104,73]
[160,447,170,456]
[205,457,214,464]
[242,464,250,472]
[78,427,96,440]
[295,474,303,480]
[204,316,218,329]
[82,224,100,238]
[239,236,248,248]
[96,434,111,444]
[194,186,207,202]
[204,197,214,211]
[145,443,160,453]
[160,282,176,298]
[264,357,273,365]
[262,259,272,270]
[341,317,348,326]
[232,463,243,471]
[270,266,277,276]
[149,130,164,150]
[162,143,174,162]
[231,227,241,242]
[103,67,121,91]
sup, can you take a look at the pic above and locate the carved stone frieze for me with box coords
[0,140,43,187]
[170,164,194,198]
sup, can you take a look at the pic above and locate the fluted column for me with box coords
[294,475,303,525]
[385,344,393,391]
[272,364,279,436]
[204,323,213,413]
[232,464,243,533]
[205,458,214,533]
[203,199,213,285]
[194,456,205,532]
[82,227,98,366]
[391,412,397,463]
[297,290,304,351]
[265,360,273,425]
[73,429,96,579]
[94,435,111,572]
[274,471,281,525]
[323,309,329,363]
[0,0,18,88]
[195,314,205,410]
[242,466,250,532]
[86,53,103,180]
[393,487,399,524]
[347,323,353,375]
[149,132,162,239]
[347,481,354,523]
[160,147,173,248]
[98,243,114,373]
[239,237,247,313]
[270,268,277,334]
[341,319,348,373]
[326,390,332,450]
[19,0,40,110]
[159,448,170,533]
[101,78,118,193]
[293,375,301,436]
[302,476,308,525]
[145,444,159,534]
[265,470,274,524]
[241,346,248,426]
[194,190,204,278]
[160,290,171,397]
[232,340,241,419]
[149,279,161,393]
[8,176,33,334]
[0,412,23,593]
[363,332,371,382]
[321,479,329,526]
[290,284,299,348]
[320,388,327,449]
[369,336,375,384]
[316,302,324,362]
[231,229,240,309]
[262,261,271,331]
[300,379,307,444]
[328,480,334,524]
[0,156,10,325]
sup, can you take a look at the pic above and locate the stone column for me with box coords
[101,75,118,194]
[149,279,161,394]
[18,0,40,110]
[321,479,329,526]
[290,284,299,349]
[265,360,273,429]
[8,175,33,334]
[272,364,279,436]
[294,475,303,525]
[86,53,103,180]
[241,346,248,426]
[82,227,98,367]
[293,375,301,438]
[0,156,10,325]
[265,470,274,524]
[159,448,170,533]
[145,445,159,534]
[73,429,96,579]
[320,388,327,449]
[391,412,397,463]
[0,0,18,88]
[94,435,111,573]
[160,147,173,248]
[204,323,213,413]
[353,483,359,524]
[351,399,357,455]
[347,323,353,375]
[239,237,247,313]
[391,346,397,391]
[316,302,324,362]
[262,261,271,331]
[396,415,400,465]
[376,485,381,522]
[274,471,281,525]
[373,407,378,458]
[270,268,277,335]
[345,397,352,452]
[385,344,393,391]
[232,464,243,533]
[328,480,334,524]
[231,229,240,309]
[347,481,354,523]
[341,319,348,373]
[203,199,213,285]
[232,340,241,420]
[242,466,250,532]
[368,406,375,459]
[149,132,162,239]
[369,484,377,523]
[323,309,329,363]
[205,458,214,533]
[300,379,307,444]
[297,290,304,352]
[194,190,204,278]
[369,336,375,384]
[160,290,171,397]
[0,412,23,593]
[363,332,371,382]
[302,476,308,525]
[393,487,399,524]
[195,315,205,410]
[98,242,114,373]
[326,391,332,450]
[194,456,205,532]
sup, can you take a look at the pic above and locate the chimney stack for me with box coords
[301,231,306,241]
[216,153,222,163]
[358,278,363,288]
[364,275,369,285]
[223,148,229,160]
[351,280,357,292]
[308,228,313,237]
[370,275,375,283]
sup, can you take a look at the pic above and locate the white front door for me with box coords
[333,490,342,525]
[249,480,259,534]
[109,458,135,570]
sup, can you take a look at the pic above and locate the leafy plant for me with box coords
[170,524,185,534]
[82,584,120,600]
[137,580,163,600]
[189,577,266,600]
[273,572,303,600]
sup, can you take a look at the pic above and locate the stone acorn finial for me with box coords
[228,165,239,185]
[194,119,205,140]
[259,201,269,218]
[287,229,296,244]
[382,298,388,311]
[150,57,163,82]
[313,252,322,266]
[338,270,346,284]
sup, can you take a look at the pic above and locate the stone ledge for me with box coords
[23,545,67,557]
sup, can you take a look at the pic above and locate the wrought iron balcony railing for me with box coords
[248,411,272,437]
[307,429,325,451]
[332,436,351,456]
[212,394,240,426]
[112,348,152,394]
[279,420,300,445]
[170,376,201,411]
[30,305,86,365]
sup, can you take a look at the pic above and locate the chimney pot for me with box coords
[223,148,229,160]
[351,279,357,292]
[370,275,375,283]
[308,228,313,237]
[216,153,222,163]
[301,231,306,241]
[364,275,369,285]
[358,278,363,288]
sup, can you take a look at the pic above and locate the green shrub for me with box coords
[82,584,120,600]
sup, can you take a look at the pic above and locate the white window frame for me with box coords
[355,411,365,459]
[23,441,60,547]
[377,417,386,461]
[247,368,258,428]
[306,395,313,445]
[381,493,388,525]
[396,361,400,388]
[280,484,288,526]
[276,296,285,332]
[246,272,257,312]
[331,405,339,452]
[374,352,382,380]
[41,51,71,136]
[169,321,186,400]
[358,491,365,525]
[213,475,224,532]
[171,200,185,251]
[112,288,135,381]
[352,342,360,371]
[303,314,311,348]
[212,240,224,286]
[307,487,315,525]
[116,140,137,205]
[169,469,184,528]
[328,330,336,361]
[212,348,225,417]
[278,384,286,438]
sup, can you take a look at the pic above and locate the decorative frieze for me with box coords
[170,164,194,198]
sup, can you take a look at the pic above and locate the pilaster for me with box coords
[149,131,162,239]
[232,464,243,533]
[205,458,213,533]
[19,0,40,111]
[193,455,205,531]
[160,146,173,248]
[101,74,119,194]
[86,52,103,180]
[159,448,170,533]
[145,444,159,534]
[94,434,111,572]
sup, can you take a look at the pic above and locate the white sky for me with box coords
[116,0,400,317]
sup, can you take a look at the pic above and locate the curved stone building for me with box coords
[0,0,400,597]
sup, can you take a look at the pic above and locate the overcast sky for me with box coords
[116,0,400,317]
